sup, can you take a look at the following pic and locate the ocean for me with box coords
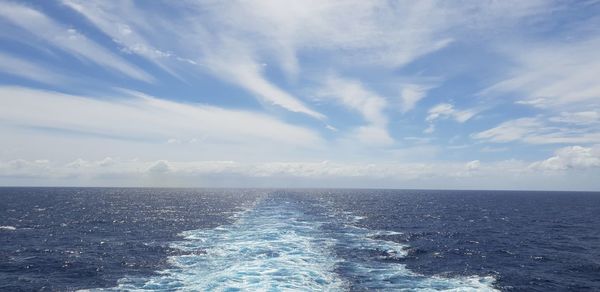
[1,188,599,291]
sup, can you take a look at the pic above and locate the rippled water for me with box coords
[1,188,599,291]
[102,196,494,291]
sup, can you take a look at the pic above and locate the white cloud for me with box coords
[202,40,325,119]
[147,160,171,174]
[196,0,455,69]
[0,52,66,84]
[55,0,556,124]
[0,157,482,182]
[549,111,600,125]
[2,150,598,190]
[485,37,600,110]
[530,145,600,171]
[473,117,600,144]
[66,157,115,169]
[4,1,599,189]
[0,159,50,178]
[62,0,181,79]
[466,160,481,171]
[319,74,387,126]
[473,118,542,143]
[317,74,392,145]
[0,86,323,150]
[326,125,338,132]
[426,103,478,123]
[424,103,478,133]
[400,84,431,113]
[352,126,394,146]
[426,103,454,122]
[58,1,547,120]
[61,0,324,119]
[0,2,152,82]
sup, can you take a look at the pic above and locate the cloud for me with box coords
[0,52,66,84]
[202,40,325,119]
[59,1,546,120]
[475,18,600,149]
[473,117,600,144]
[485,36,600,110]
[62,0,324,119]
[472,118,542,143]
[62,0,179,78]
[0,159,50,178]
[424,103,478,133]
[319,74,387,126]
[530,145,600,171]
[0,86,323,149]
[0,2,153,82]
[400,84,431,113]
[0,157,484,182]
[2,150,598,190]
[466,160,481,171]
[426,103,478,123]
[317,74,392,145]
[4,1,599,190]
[549,111,600,125]
[55,0,557,124]
[147,160,171,174]
[196,0,455,69]
[352,126,394,146]
[66,157,115,169]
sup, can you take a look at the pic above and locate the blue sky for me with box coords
[1,0,599,190]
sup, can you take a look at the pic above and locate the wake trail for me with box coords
[90,195,497,291]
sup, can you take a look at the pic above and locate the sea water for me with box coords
[1,188,599,291]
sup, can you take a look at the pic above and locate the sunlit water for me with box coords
[2,188,600,291]
[95,197,496,291]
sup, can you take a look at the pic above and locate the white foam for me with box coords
[326,213,499,291]
[97,200,347,291]
[0,225,16,231]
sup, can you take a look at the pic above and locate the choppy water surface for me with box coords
[1,188,599,291]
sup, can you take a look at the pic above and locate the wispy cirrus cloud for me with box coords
[549,111,600,125]
[0,86,323,150]
[200,39,325,119]
[62,0,179,77]
[484,36,600,111]
[318,74,387,127]
[473,117,600,144]
[62,0,325,119]
[0,2,153,82]
[426,103,478,123]
[399,84,432,113]
[56,0,561,127]
[317,74,392,145]
[424,103,479,133]
[0,52,66,85]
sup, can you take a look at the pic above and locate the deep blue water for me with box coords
[1,188,599,291]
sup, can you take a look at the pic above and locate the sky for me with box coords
[0,0,599,190]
